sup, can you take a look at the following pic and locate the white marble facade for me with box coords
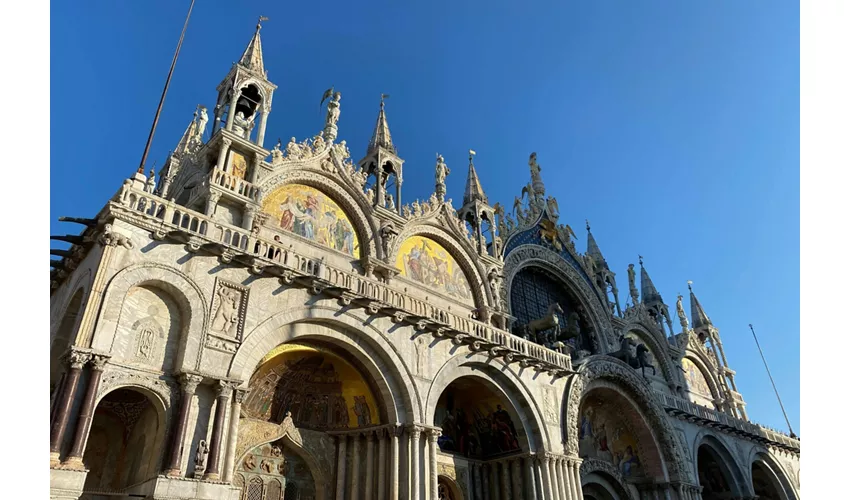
[49,23,799,500]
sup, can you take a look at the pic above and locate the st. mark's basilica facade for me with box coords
[49,22,800,500]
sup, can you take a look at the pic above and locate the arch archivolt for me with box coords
[51,268,92,341]
[692,430,749,496]
[230,305,419,424]
[425,351,551,452]
[682,352,723,402]
[90,263,208,371]
[504,245,614,349]
[563,356,693,483]
[580,458,634,500]
[391,222,490,311]
[619,323,675,383]
[746,447,799,500]
[256,169,378,260]
[96,367,176,415]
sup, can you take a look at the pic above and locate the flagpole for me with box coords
[137,0,196,173]
[749,323,797,438]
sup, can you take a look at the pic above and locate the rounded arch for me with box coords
[620,324,675,383]
[425,351,550,453]
[580,459,635,500]
[746,449,799,500]
[563,356,692,483]
[51,267,92,343]
[438,474,465,500]
[391,222,490,311]
[82,386,168,493]
[692,432,749,498]
[257,169,378,260]
[89,263,208,372]
[504,246,613,351]
[681,353,722,405]
[50,287,86,386]
[230,305,419,423]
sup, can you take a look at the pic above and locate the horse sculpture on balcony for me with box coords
[524,302,564,346]
[609,336,656,377]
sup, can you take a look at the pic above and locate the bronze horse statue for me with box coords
[608,336,656,378]
[524,303,564,346]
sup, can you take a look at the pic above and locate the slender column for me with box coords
[225,90,241,131]
[204,380,232,480]
[366,431,376,500]
[216,138,231,171]
[565,461,577,500]
[335,435,347,500]
[501,461,511,500]
[351,434,361,500]
[390,426,400,500]
[49,350,89,465]
[473,464,482,500]
[223,387,248,481]
[256,109,269,147]
[482,464,491,500]
[525,456,538,500]
[428,430,440,500]
[378,430,388,500]
[64,355,108,469]
[555,458,567,500]
[490,463,499,500]
[538,456,553,500]
[410,428,421,500]
[164,374,203,476]
[512,458,523,500]
[571,461,583,500]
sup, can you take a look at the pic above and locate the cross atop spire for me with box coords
[463,149,488,205]
[688,281,713,329]
[239,17,268,75]
[368,94,395,154]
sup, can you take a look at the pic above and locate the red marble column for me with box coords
[165,373,203,476]
[49,350,90,465]
[204,380,232,480]
[64,354,109,469]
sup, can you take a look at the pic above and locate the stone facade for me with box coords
[49,23,799,500]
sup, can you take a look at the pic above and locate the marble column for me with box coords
[482,464,491,500]
[538,456,553,500]
[490,463,499,500]
[511,458,523,500]
[410,428,421,500]
[204,380,232,480]
[256,109,269,147]
[556,458,567,500]
[473,464,483,500]
[525,456,538,500]
[225,90,241,131]
[366,431,376,500]
[63,354,108,469]
[391,426,400,500]
[164,374,203,476]
[351,434,361,500]
[216,138,231,172]
[49,350,89,465]
[335,435,347,500]
[501,461,511,500]
[223,387,248,481]
[571,461,583,500]
[428,430,440,500]
[547,457,560,500]
[378,430,387,500]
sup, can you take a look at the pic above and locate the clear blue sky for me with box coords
[51,1,799,433]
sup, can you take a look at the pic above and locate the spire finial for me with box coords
[639,255,644,266]
[687,280,693,291]
[586,219,591,231]
[469,149,477,165]
[257,15,269,31]
[380,93,389,109]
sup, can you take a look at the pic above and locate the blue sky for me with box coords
[51,1,799,432]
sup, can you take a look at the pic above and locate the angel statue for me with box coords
[435,154,450,200]
[676,293,689,331]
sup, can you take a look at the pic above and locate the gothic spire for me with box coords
[172,108,199,157]
[239,17,267,75]
[368,94,395,154]
[463,150,488,205]
[585,220,609,270]
[639,256,663,305]
[688,281,713,329]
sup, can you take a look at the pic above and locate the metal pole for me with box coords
[137,0,196,173]
[748,323,797,438]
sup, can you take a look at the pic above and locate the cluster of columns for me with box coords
[670,483,703,500]
[49,349,109,469]
[332,424,404,500]
[469,453,582,500]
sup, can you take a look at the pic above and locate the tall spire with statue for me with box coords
[585,220,621,316]
[358,94,404,213]
[459,150,499,259]
[640,257,674,336]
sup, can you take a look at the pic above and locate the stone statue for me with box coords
[233,111,249,138]
[435,154,450,200]
[286,137,300,159]
[196,106,208,141]
[145,169,157,194]
[627,264,639,306]
[211,286,239,336]
[676,294,689,331]
[386,194,395,211]
[194,440,210,472]
[326,91,341,128]
[513,196,526,222]
[547,196,559,217]
[528,152,545,203]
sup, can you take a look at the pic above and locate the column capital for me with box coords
[90,354,110,371]
[426,428,441,442]
[221,137,232,149]
[179,373,204,394]
[233,387,250,404]
[366,431,376,442]
[215,379,234,398]
[253,151,266,164]
[68,350,91,369]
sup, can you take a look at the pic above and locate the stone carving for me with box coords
[131,306,165,362]
[676,294,689,331]
[209,279,249,341]
[386,194,395,211]
[243,453,256,471]
[96,368,173,409]
[435,153,450,200]
[414,336,428,377]
[194,440,210,473]
[197,106,208,141]
[547,196,559,218]
[325,92,341,129]
[627,264,639,307]
[543,386,559,424]
[98,223,134,249]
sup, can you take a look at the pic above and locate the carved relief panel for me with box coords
[205,278,249,354]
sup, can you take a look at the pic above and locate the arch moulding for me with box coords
[619,323,676,384]
[563,356,693,483]
[681,352,723,404]
[229,305,419,424]
[692,430,750,498]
